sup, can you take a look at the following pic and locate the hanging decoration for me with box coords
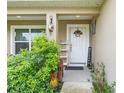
[48,16,54,32]
[74,28,83,37]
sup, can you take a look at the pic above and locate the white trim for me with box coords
[29,28,31,51]
[14,40,29,43]
[10,25,46,54]
[66,24,89,66]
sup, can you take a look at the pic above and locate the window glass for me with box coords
[31,29,45,40]
[15,29,29,41]
[14,27,45,54]
[15,42,29,54]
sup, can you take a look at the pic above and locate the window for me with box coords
[11,26,45,54]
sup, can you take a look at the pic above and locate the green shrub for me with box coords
[91,63,116,93]
[7,36,60,93]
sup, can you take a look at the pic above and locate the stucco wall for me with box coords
[92,0,116,84]
[7,20,46,54]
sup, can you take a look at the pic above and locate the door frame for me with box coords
[66,24,89,66]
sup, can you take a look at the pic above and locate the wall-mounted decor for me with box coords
[74,28,83,37]
[48,16,54,32]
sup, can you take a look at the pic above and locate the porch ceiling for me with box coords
[7,15,46,20]
[8,0,105,8]
[7,15,94,20]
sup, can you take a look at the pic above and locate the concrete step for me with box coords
[60,82,93,93]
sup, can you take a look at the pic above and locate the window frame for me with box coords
[10,25,46,54]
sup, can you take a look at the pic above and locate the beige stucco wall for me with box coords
[92,0,116,84]
[7,20,46,54]
[58,20,91,43]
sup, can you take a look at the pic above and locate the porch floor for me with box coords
[60,66,93,93]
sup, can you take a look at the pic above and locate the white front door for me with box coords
[67,24,89,66]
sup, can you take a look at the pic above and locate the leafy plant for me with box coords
[91,62,116,93]
[8,36,60,93]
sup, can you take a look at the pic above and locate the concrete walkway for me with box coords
[60,67,93,93]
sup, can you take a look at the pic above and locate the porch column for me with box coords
[46,13,58,41]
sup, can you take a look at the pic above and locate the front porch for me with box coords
[7,14,96,67]
[61,66,93,93]
[7,13,96,92]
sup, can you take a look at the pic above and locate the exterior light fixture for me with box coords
[48,16,54,32]
[16,16,21,18]
[74,28,83,37]
[76,15,80,18]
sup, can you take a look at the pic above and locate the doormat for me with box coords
[65,67,84,70]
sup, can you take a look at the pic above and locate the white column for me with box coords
[46,13,58,41]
